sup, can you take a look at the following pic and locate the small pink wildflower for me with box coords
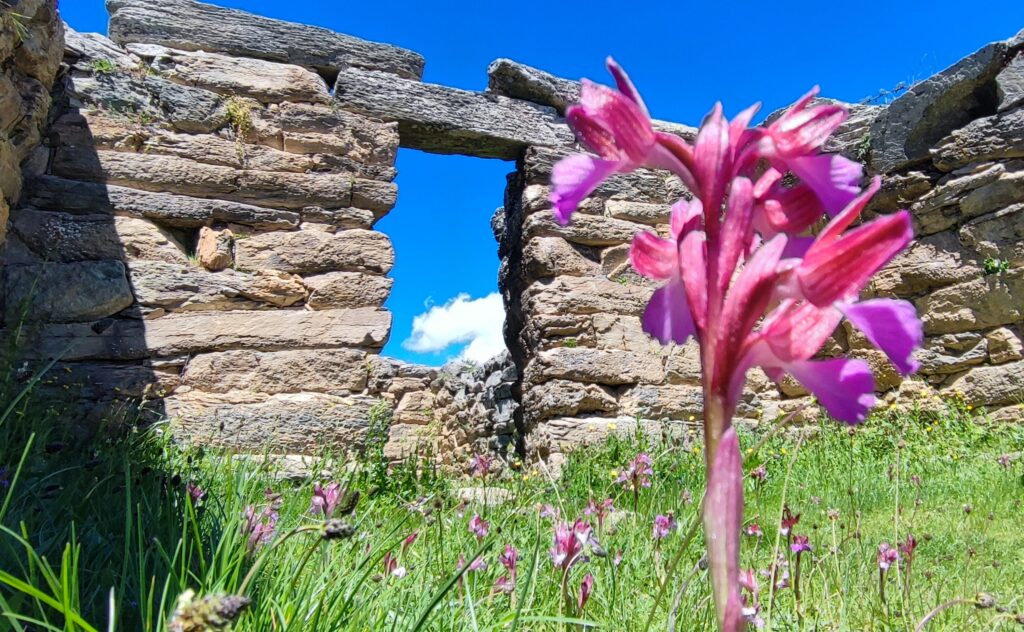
[578,573,595,612]
[402,531,419,553]
[584,498,615,531]
[877,542,899,570]
[899,534,917,562]
[499,544,519,575]
[653,513,677,540]
[790,535,812,554]
[241,504,278,553]
[615,453,654,492]
[780,506,800,537]
[613,549,623,567]
[186,481,205,504]
[538,503,560,520]
[550,519,592,571]
[383,551,406,579]
[468,514,490,541]
[749,465,767,482]
[469,453,493,478]
[493,575,514,594]
[310,482,342,518]
[744,523,763,538]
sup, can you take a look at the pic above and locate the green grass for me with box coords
[0,383,1023,630]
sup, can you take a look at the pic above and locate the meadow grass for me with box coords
[0,389,1022,631]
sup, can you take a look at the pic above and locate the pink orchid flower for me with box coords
[309,482,342,518]
[499,544,519,575]
[578,573,595,612]
[550,519,592,571]
[468,453,492,478]
[877,542,900,571]
[551,59,923,632]
[653,513,677,540]
[468,514,490,541]
[615,453,654,491]
[790,535,813,555]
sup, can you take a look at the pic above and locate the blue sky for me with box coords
[64,1,1024,365]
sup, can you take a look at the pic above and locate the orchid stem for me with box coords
[641,508,702,632]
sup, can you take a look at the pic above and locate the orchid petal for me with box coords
[705,426,745,632]
[787,357,877,424]
[670,198,703,241]
[693,103,732,215]
[842,299,923,375]
[798,210,913,305]
[680,231,708,332]
[550,154,620,225]
[578,80,655,165]
[717,234,787,368]
[760,301,843,363]
[630,232,676,280]
[642,279,695,345]
[787,154,863,216]
[566,104,619,159]
[717,177,755,293]
[653,132,699,193]
[606,57,649,117]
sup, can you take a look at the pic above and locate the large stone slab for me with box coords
[523,146,680,203]
[166,392,380,453]
[869,33,1024,172]
[27,175,300,229]
[144,307,392,355]
[128,44,329,104]
[334,66,574,159]
[304,271,394,309]
[931,106,1024,171]
[522,211,649,247]
[486,58,581,113]
[3,260,133,323]
[50,149,391,212]
[9,209,189,264]
[181,348,369,395]
[916,272,1024,334]
[67,72,228,135]
[522,379,618,421]
[107,0,425,79]
[522,237,601,278]
[997,51,1024,111]
[960,203,1024,266]
[129,262,308,311]
[526,347,664,386]
[944,361,1024,408]
[235,229,395,275]
[909,162,1004,234]
[870,231,981,296]
[522,276,652,316]
[618,384,704,420]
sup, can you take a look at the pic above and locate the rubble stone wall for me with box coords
[1,0,1022,464]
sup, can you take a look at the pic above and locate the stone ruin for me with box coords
[0,0,1022,467]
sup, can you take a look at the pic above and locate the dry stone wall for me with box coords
[0,0,1022,465]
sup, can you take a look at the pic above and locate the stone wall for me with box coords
[1,0,1022,464]
[0,0,63,245]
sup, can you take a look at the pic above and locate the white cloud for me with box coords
[403,292,507,364]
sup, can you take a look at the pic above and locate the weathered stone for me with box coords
[619,384,703,420]
[664,342,702,384]
[871,231,980,296]
[960,203,1024,266]
[959,164,1024,218]
[129,44,329,104]
[931,107,1024,171]
[144,307,392,355]
[394,390,434,425]
[522,237,600,278]
[53,110,334,175]
[869,170,935,215]
[51,149,379,211]
[943,361,1024,408]
[486,58,581,113]
[523,146,676,202]
[9,209,190,264]
[522,379,617,420]
[527,347,664,385]
[129,262,307,310]
[824,103,881,158]
[3,261,133,323]
[909,162,1004,234]
[301,207,378,230]
[107,0,425,79]
[916,272,1024,334]
[592,313,661,353]
[600,244,636,280]
[67,72,228,135]
[869,35,1024,172]
[917,334,988,375]
[384,423,436,461]
[605,200,671,226]
[64,26,137,71]
[235,229,394,275]
[534,416,682,451]
[304,271,394,309]
[167,392,381,453]
[523,211,648,247]
[522,276,652,316]
[196,226,233,271]
[181,348,368,394]
[996,52,1024,111]
[986,327,1023,364]
[27,175,300,229]
[334,66,574,160]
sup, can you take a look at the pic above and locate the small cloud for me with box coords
[404,292,506,364]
